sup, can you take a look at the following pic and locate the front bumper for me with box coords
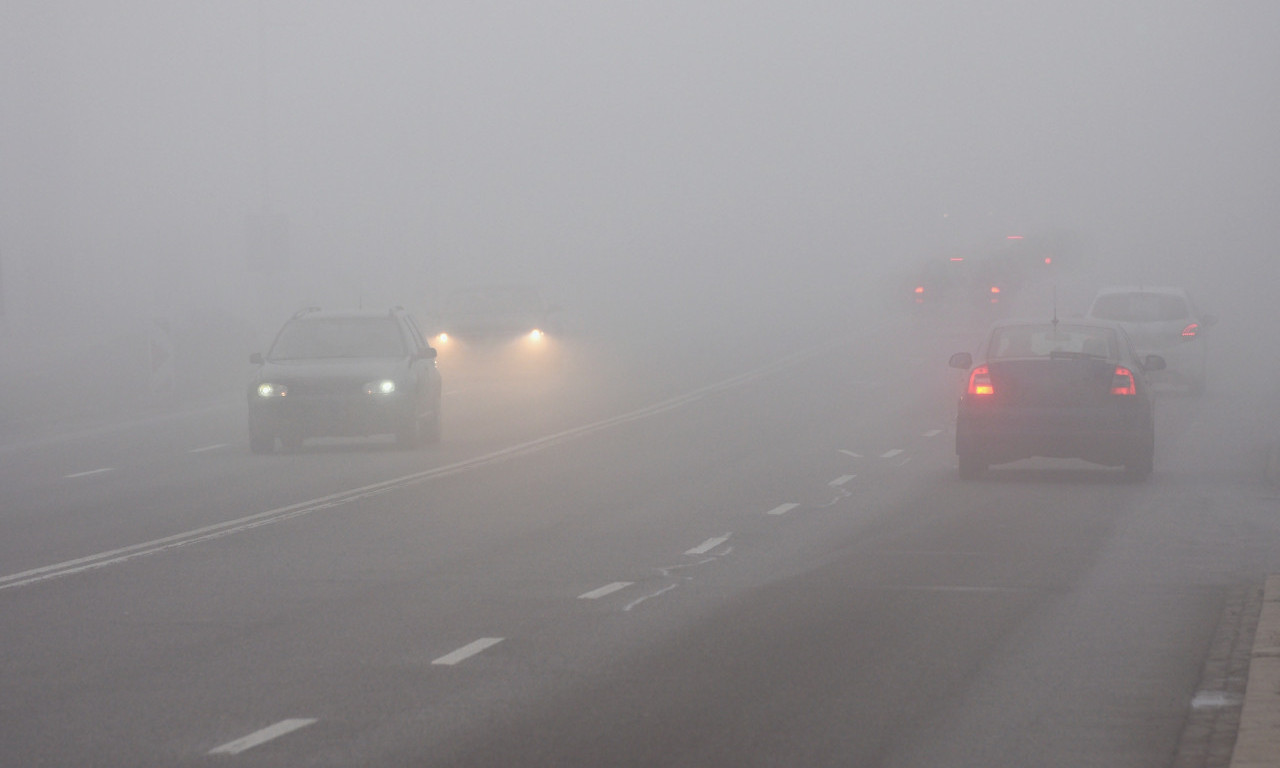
[248,393,413,439]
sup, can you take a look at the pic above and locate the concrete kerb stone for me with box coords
[1231,575,1280,768]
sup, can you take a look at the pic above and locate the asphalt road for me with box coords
[3,296,1279,767]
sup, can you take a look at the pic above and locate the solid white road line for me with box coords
[64,468,114,479]
[923,429,943,438]
[881,449,904,459]
[685,535,731,556]
[188,443,228,453]
[578,582,633,600]
[208,718,317,755]
[432,637,504,666]
[838,449,862,458]
[766,503,800,516]
[828,474,856,487]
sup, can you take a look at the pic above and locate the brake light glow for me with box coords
[1181,323,1199,338]
[989,286,1001,293]
[1111,366,1136,395]
[914,285,924,294]
[968,365,994,396]
[1043,256,1052,265]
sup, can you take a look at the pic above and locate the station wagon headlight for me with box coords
[363,379,397,395]
[256,382,287,398]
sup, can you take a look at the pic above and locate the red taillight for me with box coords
[1111,366,1136,395]
[1043,256,1052,265]
[1181,323,1199,338]
[968,365,994,396]
[914,285,925,294]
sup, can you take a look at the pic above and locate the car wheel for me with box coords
[958,452,987,480]
[396,414,423,449]
[249,435,275,454]
[1123,451,1154,481]
[423,394,442,444]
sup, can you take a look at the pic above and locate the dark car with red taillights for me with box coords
[949,319,1165,480]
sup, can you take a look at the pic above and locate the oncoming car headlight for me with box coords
[363,379,397,395]
[527,329,545,342]
[256,382,287,398]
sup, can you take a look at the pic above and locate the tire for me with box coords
[423,394,442,444]
[1124,451,1154,481]
[249,435,275,454]
[396,415,422,450]
[958,451,987,480]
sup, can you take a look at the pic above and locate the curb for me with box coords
[1231,574,1280,767]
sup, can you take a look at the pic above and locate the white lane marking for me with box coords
[685,535,731,556]
[188,443,228,453]
[432,637,504,666]
[208,718,317,755]
[881,449,904,459]
[839,449,862,458]
[624,583,679,611]
[1,342,839,592]
[766,503,800,516]
[923,429,943,438]
[828,474,856,487]
[1191,691,1241,709]
[64,468,114,479]
[578,582,633,600]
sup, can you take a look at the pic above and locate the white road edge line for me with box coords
[64,468,114,479]
[578,582,633,600]
[188,443,228,453]
[838,449,862,458]
[208,718,317,755]
[432,637,504,666]
[881,449,904,459]
[1,341,841,592]
[766,503,800,516]
[829,474,856,487]
[685,535,731,556]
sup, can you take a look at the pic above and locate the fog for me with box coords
[2,1,1278,425]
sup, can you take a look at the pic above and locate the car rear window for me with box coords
[1090,293,1189,322]
[269,317,407,359]
[989,325,1116,359]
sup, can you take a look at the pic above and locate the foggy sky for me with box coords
[2,1,1278,335]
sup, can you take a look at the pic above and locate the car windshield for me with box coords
[989,324,1116,359]
[269,317,406,360]
[1090,292,1190,322]
[445,286,542,316]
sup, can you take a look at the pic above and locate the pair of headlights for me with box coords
[255,380,398,398]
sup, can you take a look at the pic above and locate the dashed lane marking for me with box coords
[766,503,800,516]
[923,429,943,438]
[578,582,633,600]
[432,637,504,666]
[881,449,904,459]
[838,449,862,458]
[685,535,731,556]
[64,468,114,479]
[188,443,227,453]
[828,474,856,487]
[208,719,317,755]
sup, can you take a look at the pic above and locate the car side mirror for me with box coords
[948,352,973,370]
[420,347,438,360]
[1143,354,1166,371]
[250,352,263,365]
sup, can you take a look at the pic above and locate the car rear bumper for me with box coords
[956,404,1152,466]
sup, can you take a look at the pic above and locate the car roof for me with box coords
[986,317,1126,331]
[289,308,407,321]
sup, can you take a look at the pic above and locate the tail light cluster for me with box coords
[1111,366,1136,396]
[968,365,994,396]
[1181,323,1199,338]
